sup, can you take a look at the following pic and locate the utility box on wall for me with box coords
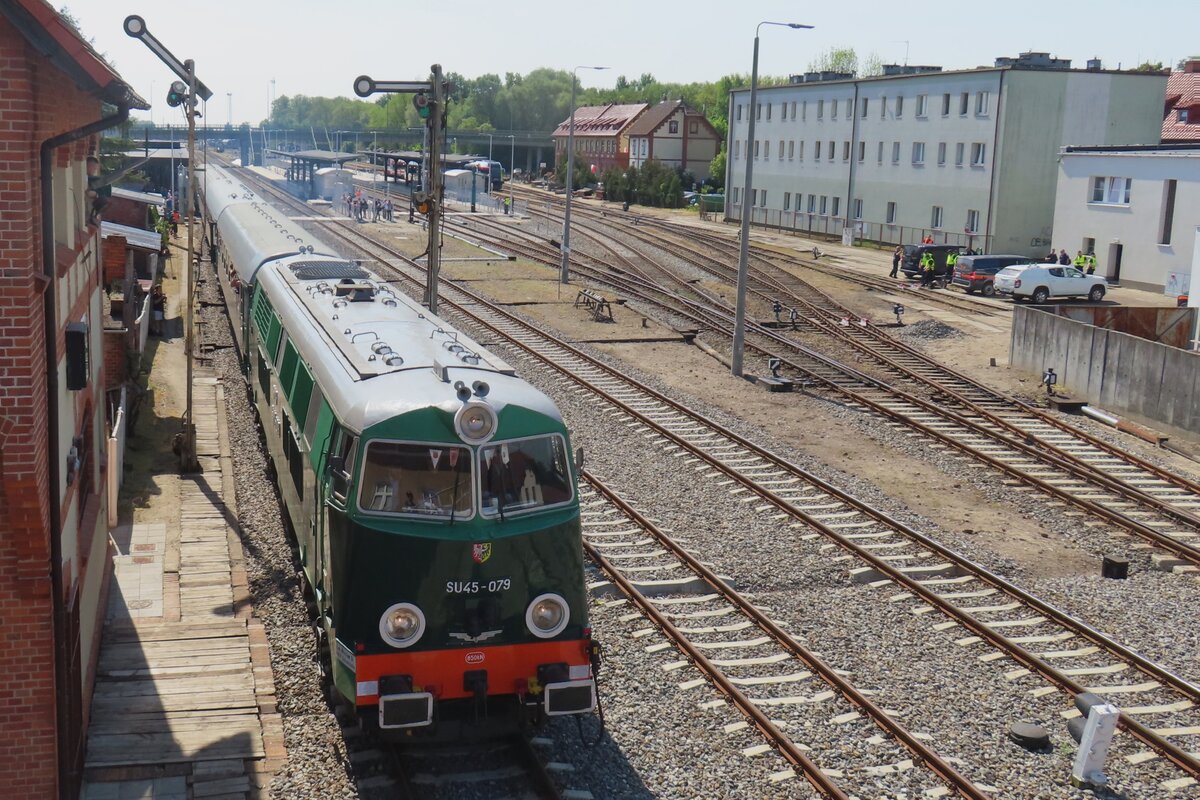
[66,321,89,390]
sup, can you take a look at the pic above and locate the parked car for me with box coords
[992,264,1108,303]
[900,244,963,279]
[951,254,1030,296]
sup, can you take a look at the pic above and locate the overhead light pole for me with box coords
[561,65,609,284]
[507,133,515,211]
[731,21,812,377]
[226,92,232,128]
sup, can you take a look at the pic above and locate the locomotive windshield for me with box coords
[359,441,474,519]
[480,435,573,518]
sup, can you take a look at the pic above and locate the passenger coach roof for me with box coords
[256,256,560,433]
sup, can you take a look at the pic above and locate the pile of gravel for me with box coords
[894,318,963,341]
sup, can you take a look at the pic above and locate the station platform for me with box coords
[80,369,284,799]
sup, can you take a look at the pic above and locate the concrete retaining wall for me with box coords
[1010,305,1200,433]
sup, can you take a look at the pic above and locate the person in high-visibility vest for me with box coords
[945,250,959,284]
[1084,252,1097,275]
[1073,250,1087,269]
[920,251,936,287]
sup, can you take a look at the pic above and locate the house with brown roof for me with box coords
[551,102,647,175]
[1163,59,1200,143]
[627,99,723,179]
[0,1,146,795]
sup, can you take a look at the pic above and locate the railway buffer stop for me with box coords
[270,149,357,200]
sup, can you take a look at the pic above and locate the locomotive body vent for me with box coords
[290,261,369,281]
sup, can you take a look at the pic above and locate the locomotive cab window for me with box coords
[359,441,474,519]
[480,435,573,518]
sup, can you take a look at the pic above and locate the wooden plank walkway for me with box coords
[82,372,284,799]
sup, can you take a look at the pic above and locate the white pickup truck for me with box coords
[992,264,1108,304]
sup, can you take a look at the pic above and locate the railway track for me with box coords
[443,210,1200,570]
[242,169,1200,792]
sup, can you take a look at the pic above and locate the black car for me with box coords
[951,254,1030,296]
[900,244,963,279]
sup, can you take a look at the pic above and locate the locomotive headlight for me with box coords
[454,402,496,444]
[379,602,425,648]
[526,593,569,639]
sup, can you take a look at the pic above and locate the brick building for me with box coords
[0,1,146,796]
[1163,59,1200,143]
[552,102,647,174]
[626,99,723,179]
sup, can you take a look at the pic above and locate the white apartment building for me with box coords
[1052,145,1200,294]
[725,59,1166,256]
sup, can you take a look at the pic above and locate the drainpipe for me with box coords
[845,80,861,243]
[982,70,1005,254]
[40,101,130,799]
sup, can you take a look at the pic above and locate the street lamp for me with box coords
[507,133,515,212]
[731,21,812,377]
[226,92,232,128]
[561,65,609,283]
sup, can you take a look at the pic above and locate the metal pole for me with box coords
[425,64,445,314]
[731,22,811,377]
[509,134,515,211]
[560,73,578,284]
[181,58,199,471]
[731,34,761,377]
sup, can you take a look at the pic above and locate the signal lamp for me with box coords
[166,80,188,108]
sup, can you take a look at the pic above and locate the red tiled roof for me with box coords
[625,101,682,137]
[1162,69,1200,142]
[4,0,148,108]
[552,103,648,138]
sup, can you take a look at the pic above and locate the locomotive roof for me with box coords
[257,255,560,433]
[203,163,335,284]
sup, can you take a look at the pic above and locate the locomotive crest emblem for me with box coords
[472,542,492,564]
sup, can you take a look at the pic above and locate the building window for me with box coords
[779,139,785,160]
[959,92,969,115]
[831,196,840,218]
[975,91,990,115]
[1090,176,1131,205]
[760,190,767,207]
[791,101,797,120]
[754,140,760,159]
[881,96,887,119]
[831,100,837,120]
[916,94,928,117]
[802,100,807,121]
[669,120,679,134]
[857,141,866,162]
[846,98,853,118]
[766,103,772,121]
[734,140,740,160]
[955,142,965,166]
[829,140,835,160]
[1160,179,1177,244]
[970,142,986,166]
[784,191,791,211]
[937,142,947,165]
[912,142,925,164]
[764,140,770,159]
[788,140,795,159]
[732,187,740,204]
[1179,109,1189,123]
[895,95,904,118]
[861,97,869,118]
[817,99,824,119]
[819,195,828,215]
[756,103,761,120]
[842,141,851,161]
[886,201,897,224]
[751,188,758,206]
[798,140,804,160]
[737,104,743,121]
[966,209,980,232]
[877,141,884,163]
[931,205,943,229]
[807,194,816,213]
[891,141,900,164]
[942,93,951,116]
[853,198,863,219]
[814,140,822,160]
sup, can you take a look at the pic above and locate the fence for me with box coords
[442,189,526,217]
[725,205,992,252]
[1010,305,1200,434]
[106,386,127,527]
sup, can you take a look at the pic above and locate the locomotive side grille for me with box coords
[290,261,369,281]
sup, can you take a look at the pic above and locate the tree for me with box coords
[860,52,884,77]
[708,150,726,190]
[1135,61,1166,72]
[808,47,858,75]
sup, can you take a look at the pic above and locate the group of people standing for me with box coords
[342,190,394,223]
[1045,248,1098,275]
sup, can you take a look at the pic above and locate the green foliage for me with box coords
[708,150,726,189]
[1134,61,1166,72]
[807,47,859,75]
[599,160,684,208]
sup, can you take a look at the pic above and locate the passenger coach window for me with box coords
[480,435,573,518]
[359,441,473,518]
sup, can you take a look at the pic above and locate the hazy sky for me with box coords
[69,0,1195,126]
